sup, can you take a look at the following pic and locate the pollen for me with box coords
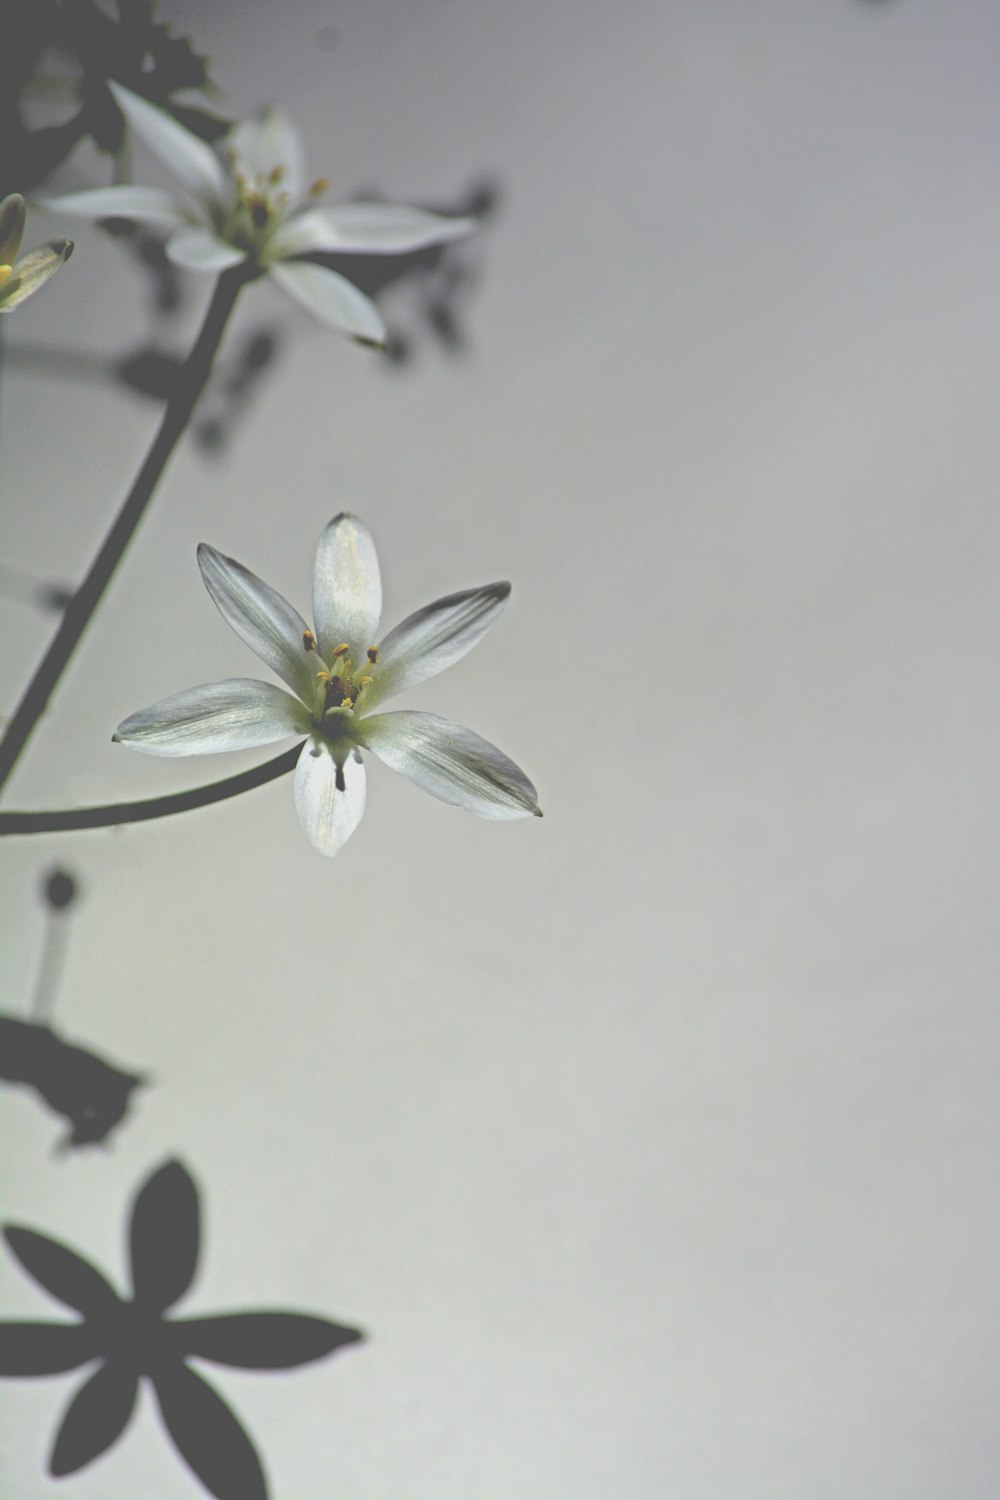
[0,265,11,287]
[303,630,317,652]
[367,646,379,663]
[315,670,331,683]
[356,675,373,691]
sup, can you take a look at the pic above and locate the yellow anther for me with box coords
[341,696,354,710]
[315,670,331,683]
[309,177,330,197]
[332,643,350,658]
[302,630,317,652]
[269,165,285,184]
[0,265,11,287]
[356,675,373,691]
[367,646,379,664]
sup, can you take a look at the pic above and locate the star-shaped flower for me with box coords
[113,514,541,856]
[43,83,476,342]
[0,1159,362,1500]
[0,194,73,314]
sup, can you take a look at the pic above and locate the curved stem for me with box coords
[0,745,302,835]
[0,261,258,795]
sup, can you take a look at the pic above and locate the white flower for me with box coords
[43,84,476,343]
[113,515,541,856]
[0,193,73,313]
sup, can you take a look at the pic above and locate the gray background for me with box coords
[3,0,1000,1495]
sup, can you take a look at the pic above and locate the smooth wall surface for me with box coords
[3,1,1000,1495]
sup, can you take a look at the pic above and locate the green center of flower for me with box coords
[218,152,328,256]
[303,630,378,724]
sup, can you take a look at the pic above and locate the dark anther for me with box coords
[43,869,78,910]
[335,765,346,792]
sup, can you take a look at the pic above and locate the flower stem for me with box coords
[0,745,302,835]
[0,262,258,796]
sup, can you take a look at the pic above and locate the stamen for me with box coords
[309,177,330,197]
[356,675,373,691]
[335,764,346,792]
[303,630,317,652]
[332,643,350,658]
[367,646,379,664]
[269,165,285,184]
[315,670,331,684]
[0,265,11,287]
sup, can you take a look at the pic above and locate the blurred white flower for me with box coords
[113,515,541,856]
[44,84,476,342]
[0,194,73,313]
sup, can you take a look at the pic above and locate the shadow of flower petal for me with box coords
[130,1159,200,1311]
[176,1311,364,1368]
[49,1361,139,1476]
[3,1227,119,1315]
[0,1320,99,1375]
[153,1361,267,1500]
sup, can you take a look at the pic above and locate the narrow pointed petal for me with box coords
[3,1227,119,1314]
[268,259,386,344]
[358,711,541,819]
[50,1362,139,1476]
[166,226,245,272]
[294,739,366,857]
[312,512,382,660]
[270,201,475,258]
[130,1161,199,1312]
[0,193,26,262]
[0,242,73,311]
[113,679,309,757]
[108,82,227,204]
[0,1321,99,1375]
[365,582,510,709]
[40,185,188,226]
[176,1312,363,1368]
[229,111,305,200]
[198,542,317,703]
[153,1362,267,1500]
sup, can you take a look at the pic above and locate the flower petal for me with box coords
[0,241,73,311]
[108,82,227,204]
[294,739,366,857]
[176,1312,363,1368]
[113,679,309,757]
[312,512,382,661]
[130,1160,199,1313]
[39,185,188,226]
[358,711,541,819]
[198,542,317,702]
[229,111,306,200]
[166,226,246,272]
[153,1362,267,1500]
[3,1227,119,1314]
[50,1362,139,1477]
[0,192,26,263]
[270,201,476,257]
[268,258,386,343]
[365,582,510,710]
[0,1321,99,1375]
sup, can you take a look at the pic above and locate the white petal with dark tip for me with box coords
[0,242,74,311]
[268,259,386,344]
[108,82,227,204]
[113,679,308,756]
[197,544,316,704]
[312,513,382,661]
[166,226,246,272]
[293,740,366,856]
[366,582,510,709]
[359,711,540,819]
